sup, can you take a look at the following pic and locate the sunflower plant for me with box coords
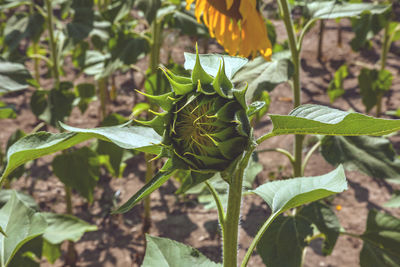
[3,45,400,266]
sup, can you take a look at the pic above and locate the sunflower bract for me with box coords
[138,50,252,172]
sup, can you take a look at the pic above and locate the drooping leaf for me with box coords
[269,104,400,137]
[232,56,294,101]
[257,215,313,267]
[60,122,162,153]
[360,210,400,267]
[321,135,400,181]
[252,165,347,215]
[42,213,97,245]
[142,235,221,267]
[298,202,341,255]
[306,2,390,20]
[1,124,162,182]
[0,191,47,267]
[0,61,33,93]
[135,0,161,24]
[184,53,248,80]
[52,147,100,202]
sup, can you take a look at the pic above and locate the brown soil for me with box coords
[1,18,400,267]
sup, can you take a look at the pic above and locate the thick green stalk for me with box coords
[149,20,162,74]
[278,0,303,177]
[223,148,255,267]
[377,22,391,117]
[44,0,60,87]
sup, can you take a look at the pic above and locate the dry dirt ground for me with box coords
[1,18,400,267]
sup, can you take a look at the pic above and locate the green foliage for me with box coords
[74,83,96,114]
[298,202,341,255]
[0,192,47,267]
[232,55,294,101]
[327,64,348,103]
[0,190,38,210]
[252,166,347,215]
[30,82,75,126]
[52,147,100,202]
[360,210,400,267]
[142,235,221,267]
[305,2,390,20]
[0,60,34,93]
[321,135,400,181]
[358,68,393,112]
[42,212,97,244]
[257,214,312,267]
[0,102,16,119]
[1,124,162,183]
[269,104,400,137]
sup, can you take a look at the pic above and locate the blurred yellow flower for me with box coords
[186,0,272,60]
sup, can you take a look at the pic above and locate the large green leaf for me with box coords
[232,56,294,101]
[0,191,47,267]
[257,215,313,267]
[142,235,221,267]
[269,104,400,137]
[8,237,42,267]
[60,122,162,153]
[1,124,162,182]
[52,147,100,202]
[252,165,347,215]
[42,213,97,244]
[298,202,341,255]
[321,135,400,181]
[306,2,390,20]
[0,61,33,93]
[184,53,248,79]
[360,210,400,267]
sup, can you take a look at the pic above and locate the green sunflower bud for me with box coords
[138,48,253,172]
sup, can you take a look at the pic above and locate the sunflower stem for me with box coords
[278,0,303,177]
[223,147,255,267]
[205,181,225,233]
[377,21,391,117]
[45,0,60,88]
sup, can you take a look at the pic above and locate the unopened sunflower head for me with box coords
[138,50,253,172]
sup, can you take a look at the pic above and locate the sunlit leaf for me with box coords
[42,213,97,244]
[270,104,400,137]
[252,166,347,215]
[142,235,221,267]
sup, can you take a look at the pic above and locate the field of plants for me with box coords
[1,0,400,266]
